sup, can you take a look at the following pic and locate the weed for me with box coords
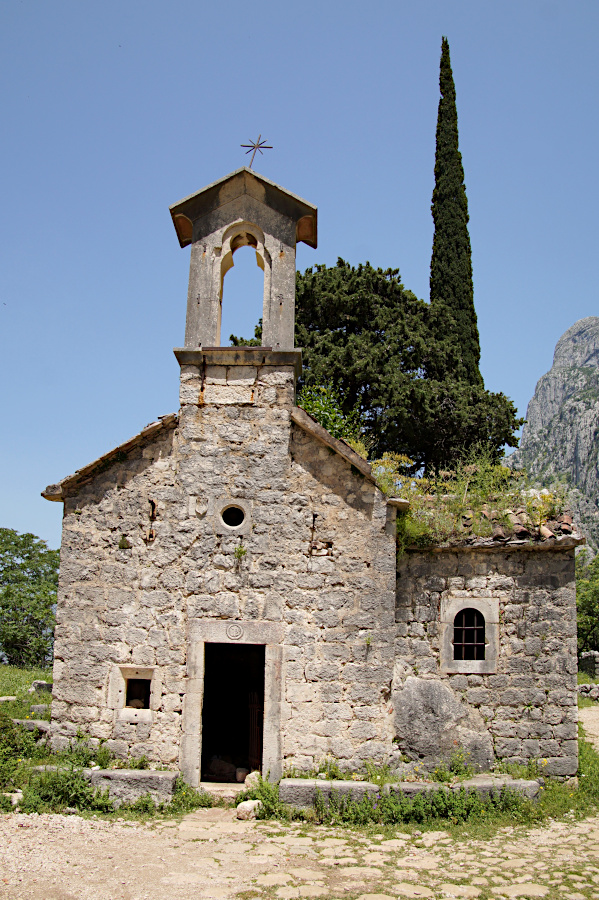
[0,710,46,789]
[374,447,566,553]
[169,778,213,812]
[126,793,157,814]
[234,544,247,561]
[363,762,396,786]
[127,754,150,770]
[311,783,534,827]
[0,793,12,812]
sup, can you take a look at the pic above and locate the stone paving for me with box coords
[1,805,599,900]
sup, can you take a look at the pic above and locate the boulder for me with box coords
[12,719,50,734]
[244,770,262,790]
[28,681,52,694]
[393,677,494,772]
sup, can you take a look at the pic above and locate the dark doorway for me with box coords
[201,642,265,782]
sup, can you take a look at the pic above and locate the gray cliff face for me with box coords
[510,317,599,549]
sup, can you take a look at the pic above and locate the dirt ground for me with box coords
[2,805,599,900]
[0,711,598,900]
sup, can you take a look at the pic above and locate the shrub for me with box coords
[373,448,566,553]
[312,784,535,827]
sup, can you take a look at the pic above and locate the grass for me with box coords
[0,664,52,721]
[577,670,599,708]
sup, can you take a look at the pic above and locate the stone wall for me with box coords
[394,546,578,776]
[51,357,397,780]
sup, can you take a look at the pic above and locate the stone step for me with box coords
[199,781,247,802]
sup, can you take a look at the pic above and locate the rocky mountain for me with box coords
[509,316,599,551]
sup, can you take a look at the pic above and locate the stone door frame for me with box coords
[180,620,284,786]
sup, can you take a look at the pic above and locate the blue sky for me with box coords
[1,0,597,549]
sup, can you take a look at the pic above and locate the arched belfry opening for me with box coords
[218,222,271,347]
[169,167,317,352]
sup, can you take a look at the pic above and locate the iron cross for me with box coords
[240,135,273,169]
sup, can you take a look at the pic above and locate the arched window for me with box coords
[453,608,486,660]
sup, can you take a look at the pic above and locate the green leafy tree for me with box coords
[577,552,599,652]
[0,529,59,667]
[296,259,428,459]
[297,383,361,442]
[429,37,482,386]
[294,260,521,469]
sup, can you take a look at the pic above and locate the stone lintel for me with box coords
[174,347,302,379]
[290,406,375,483]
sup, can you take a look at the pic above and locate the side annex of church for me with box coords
[44,169,580,785]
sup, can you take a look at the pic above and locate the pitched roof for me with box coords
[169,167,317,249]
[290,407,409,511]
[42,414,177,501]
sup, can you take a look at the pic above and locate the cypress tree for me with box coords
[429,37,482,386]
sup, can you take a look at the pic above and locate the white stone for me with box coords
[236,799,263,820]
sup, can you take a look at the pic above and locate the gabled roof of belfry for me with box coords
[169,167,318,249]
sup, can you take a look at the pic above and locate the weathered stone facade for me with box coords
[44,167,580,784]
[46,353,397,783]
[394,546,579,776]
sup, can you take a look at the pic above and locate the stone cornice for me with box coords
[174,347,303,379]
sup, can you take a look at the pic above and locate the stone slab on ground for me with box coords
[455,774,540,799]
[0,696,16,702]
[200,781,247,802]
[279,778,379,807]
[279,776,541,808]
[12,719,50,734]
[89,769,177,806]
[384,782,443,797]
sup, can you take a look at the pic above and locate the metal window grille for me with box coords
[453,608,486,660]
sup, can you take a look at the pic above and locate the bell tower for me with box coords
[170,167,317,352]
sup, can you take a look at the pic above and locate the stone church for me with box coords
[44,168,580,785]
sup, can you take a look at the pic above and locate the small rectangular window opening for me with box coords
[453,608,486,661]
[126,678,151,709]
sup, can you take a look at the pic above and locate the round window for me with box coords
[221,505,245,528]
